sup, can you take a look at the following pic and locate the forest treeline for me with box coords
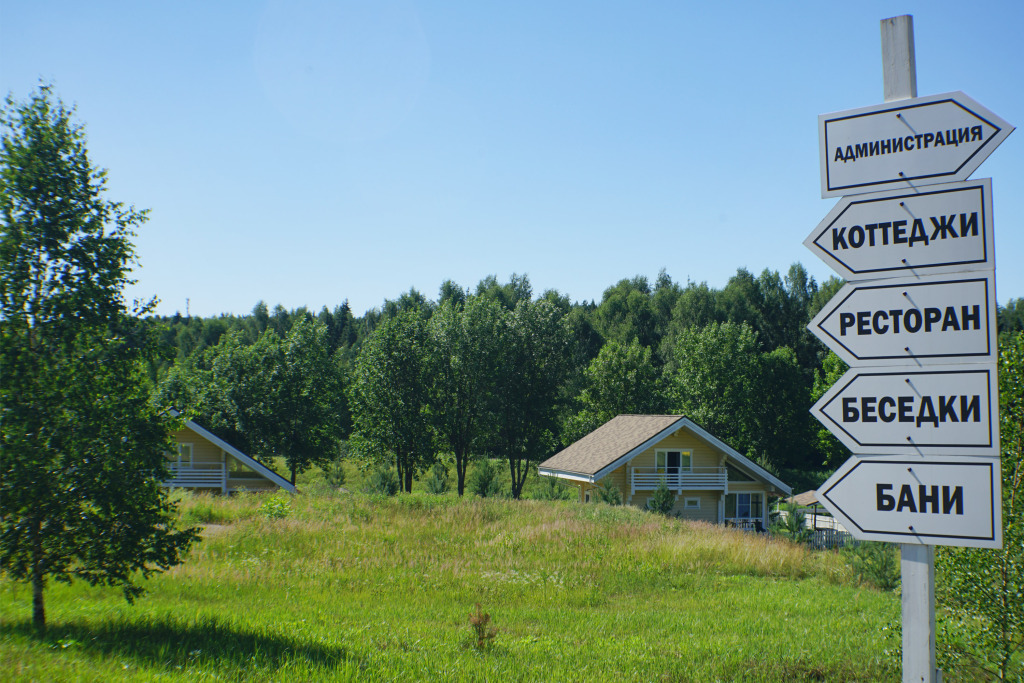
[151,266,1024,493]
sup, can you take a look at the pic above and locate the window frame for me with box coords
[725,492,763,520]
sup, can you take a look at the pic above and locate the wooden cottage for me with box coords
[538,415,790,528]
[164,414,295,494]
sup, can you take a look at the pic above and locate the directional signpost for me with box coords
[817,455,1002,548]
[808,272,997,367]
[806,15,1013,682]
[804,178,994,280]
[819,91,1013,198]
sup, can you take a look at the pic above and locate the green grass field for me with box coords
[1,470,900,682]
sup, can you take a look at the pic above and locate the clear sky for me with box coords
[2,1,1021,318]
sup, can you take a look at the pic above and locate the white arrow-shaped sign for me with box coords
[818,455,1002,548]
[819,91,1013,198]
[805,179,994,280]
[811,363,999,456]
[808,272,996,367]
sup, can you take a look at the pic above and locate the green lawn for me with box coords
[1,479,900,681]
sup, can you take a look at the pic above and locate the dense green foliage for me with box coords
[0,86,197,631]
[0,487,900,681]
[936,332,1024,680]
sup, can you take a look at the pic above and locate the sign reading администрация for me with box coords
[819,91,1013,198]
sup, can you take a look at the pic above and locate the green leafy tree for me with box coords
[0,86,198,631]
[937,332,1024,681]
[592,276,659,351]
[811,351,850,469]
[349,309,434,492]
[426,297,504,496]
[563,339,667,444]
[666,321,810,472]
[489,299,573,499]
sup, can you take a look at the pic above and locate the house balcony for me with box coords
[162,463,226,491]
[630,467,728,494]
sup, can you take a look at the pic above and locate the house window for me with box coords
[654,449,692,474]
[684,497,701,510]
[725,492,763,519]
[177,443,193,467]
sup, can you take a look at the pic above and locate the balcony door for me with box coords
[655,450,691,482]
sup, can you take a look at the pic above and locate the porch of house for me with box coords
[162,462,276,493]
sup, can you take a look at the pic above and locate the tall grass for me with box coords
[1,489,898,681]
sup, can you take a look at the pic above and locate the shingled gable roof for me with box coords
[538,414,790,494]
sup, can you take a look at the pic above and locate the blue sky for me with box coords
[2,1,1021,318]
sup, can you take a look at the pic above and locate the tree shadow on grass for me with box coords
[1,614,366,674]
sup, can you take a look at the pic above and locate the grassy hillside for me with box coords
[1,486,899,681]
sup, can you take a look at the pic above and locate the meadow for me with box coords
[1,470,900,682]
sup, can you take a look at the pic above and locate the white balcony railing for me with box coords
[630,467,727,494]
[163,462,226,491]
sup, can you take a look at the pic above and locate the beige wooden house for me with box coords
[539,415,790,528]
[164,414,296,494]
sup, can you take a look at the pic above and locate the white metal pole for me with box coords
[881,15,938,683]
[901,544,937,682]
[881,15,917,102]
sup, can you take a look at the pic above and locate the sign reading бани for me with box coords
[818,92,1012,198]
[818,455,1001,548]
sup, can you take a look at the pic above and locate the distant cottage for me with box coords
[163,412,295,494]
[539,415,790,528]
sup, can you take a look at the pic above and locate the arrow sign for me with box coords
[817,455,1002,548]
[808,272,996,367]
[805,179,994,280]
[819,91,1013,198]
[811,363,999,456]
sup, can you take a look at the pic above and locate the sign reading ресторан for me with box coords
[805,179,994,280]
[819,91,1013,198]
[808,272,996,367]
[811,363,999,456]
[817,454,1002,548]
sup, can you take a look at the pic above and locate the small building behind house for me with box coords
[164,412,295,494]
[539,415,790,529]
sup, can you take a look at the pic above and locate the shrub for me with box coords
[771,502,813,544]
[645,479,675,515]
[532,476,574,501]
[844,541,900,591]
[423,462,450,494]
[258,492,291,519]
[366,466,399,496]
[595,479,622,505]
[323,442,348,487]
[468,459,503,498]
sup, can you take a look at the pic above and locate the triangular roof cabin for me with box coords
[164,413,296,494]
[539,415,790,527]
